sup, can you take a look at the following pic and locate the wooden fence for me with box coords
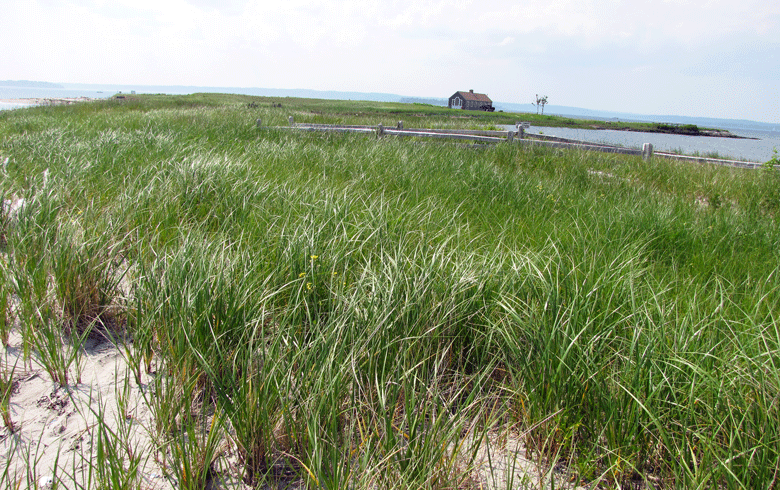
[256,118,766,169]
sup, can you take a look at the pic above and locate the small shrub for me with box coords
[759,149,780,215]
[766,148,780,167]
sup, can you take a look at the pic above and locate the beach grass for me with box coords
[1,93,779,488]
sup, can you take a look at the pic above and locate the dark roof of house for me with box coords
[452,91,492,103]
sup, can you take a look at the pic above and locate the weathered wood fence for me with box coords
[256,118,765,169]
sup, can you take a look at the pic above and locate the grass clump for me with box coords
[0,360,17,433]
[52,212,129,337]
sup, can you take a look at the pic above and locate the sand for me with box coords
[0,97,97,108]
[0,329,177,490]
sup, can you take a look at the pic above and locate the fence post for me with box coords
[256,118,262,128]
[517,122,529,139]
[507,130,514,142]
[642,143,654,161]
[397,121,403,130]
[289,116,294,126]
[377,123,384,137]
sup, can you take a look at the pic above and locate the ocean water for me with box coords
[0,86,114,111]
[510,125,779,163]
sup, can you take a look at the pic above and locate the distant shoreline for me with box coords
[588,124,756,140]
[0,96,96,107]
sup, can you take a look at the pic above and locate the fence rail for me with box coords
[653,152,766,169]
[256,118,766,168]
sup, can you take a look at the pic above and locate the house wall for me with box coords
[448,92,492,111]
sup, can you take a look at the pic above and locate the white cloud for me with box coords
[1,0,778,121]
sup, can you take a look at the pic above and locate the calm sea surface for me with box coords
[0,86,114,111]
[0,86,116,98]
[507,125,779,163]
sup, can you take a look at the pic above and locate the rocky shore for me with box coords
[585,123,754,139]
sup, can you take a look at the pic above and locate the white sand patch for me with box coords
[1,330,174,490]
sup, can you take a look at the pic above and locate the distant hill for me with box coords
[0,80,64,88]
[399,97,448,106]
[493,102,778,133]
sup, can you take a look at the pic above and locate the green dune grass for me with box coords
[1,94,779,489]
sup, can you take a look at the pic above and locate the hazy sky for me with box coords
[3,0,779,122]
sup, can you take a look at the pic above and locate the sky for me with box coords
[3,0,779,123]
